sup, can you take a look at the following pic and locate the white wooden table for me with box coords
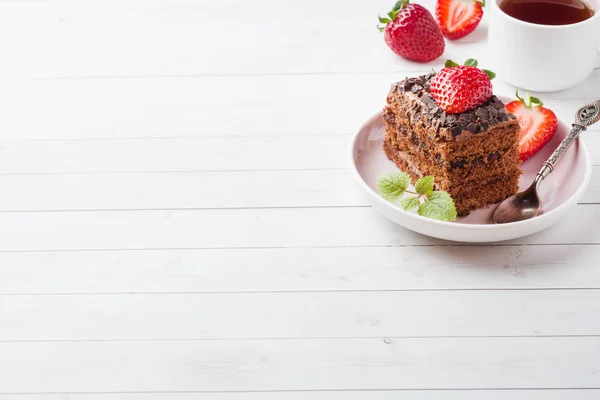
[0,0,599,398]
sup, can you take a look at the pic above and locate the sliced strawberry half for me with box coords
[505,91,558,162]
[436,0,484,40]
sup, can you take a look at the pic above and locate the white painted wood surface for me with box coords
[0,0,598,398]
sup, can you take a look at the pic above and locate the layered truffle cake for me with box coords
[383,72,522,216]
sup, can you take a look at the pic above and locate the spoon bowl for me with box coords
[492,181,541,223]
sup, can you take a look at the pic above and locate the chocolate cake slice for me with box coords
[383,72,522,216]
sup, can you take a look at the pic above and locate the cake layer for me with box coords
[449,173,520,200]
[387,155,519,216]
[384,138,520,216]
[384,136,520,194]
[453,179,520,217]
[383,104,521,160]
[385,125,520,181]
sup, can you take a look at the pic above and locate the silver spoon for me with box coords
[492,99,600,224]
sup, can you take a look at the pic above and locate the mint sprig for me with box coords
[376,172,457,222]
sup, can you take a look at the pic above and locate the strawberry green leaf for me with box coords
[384,0,407,21]
[529,95,544,107]
[477,0,486,7]
[377,172,410,202]
[417,191,457,221]
[525,91,532,107]
[515,89,543,108]
[482,69,496,80]
[464,58,478,67]
[377,25,385,32]
[379,16,391,24]
[400,196,421,211]
[395,0,410,10]
[445,59,459,68]
[415,176,435,196]
[515,88,525,103]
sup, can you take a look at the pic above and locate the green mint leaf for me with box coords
[400,196,420,211]
[376,172,410,202]
[445,59,459,68]
[417,191,457,222]
[482,69,496,80]
[415,176,434,195]
[464,58,478,67]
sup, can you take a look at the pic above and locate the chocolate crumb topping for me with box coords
[388,73,516,139]
[475,108,489,121]
[466,122,478,134]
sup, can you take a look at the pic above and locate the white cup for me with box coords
[488,0,600,92]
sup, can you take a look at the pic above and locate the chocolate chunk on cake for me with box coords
[383,72,522,216]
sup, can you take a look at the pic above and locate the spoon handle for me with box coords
[534,100,600,183]
[535,124,585,182]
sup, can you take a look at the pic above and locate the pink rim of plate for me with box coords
[349,108,592,230]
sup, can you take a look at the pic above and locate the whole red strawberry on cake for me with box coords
[382,59,523,216]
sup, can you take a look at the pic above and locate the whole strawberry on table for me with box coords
[377,0,445,62]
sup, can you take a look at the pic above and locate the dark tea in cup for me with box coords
[499,0,594,25]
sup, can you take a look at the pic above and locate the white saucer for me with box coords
[349,108,592,243]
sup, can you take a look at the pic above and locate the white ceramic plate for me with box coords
[350,105,592,243]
